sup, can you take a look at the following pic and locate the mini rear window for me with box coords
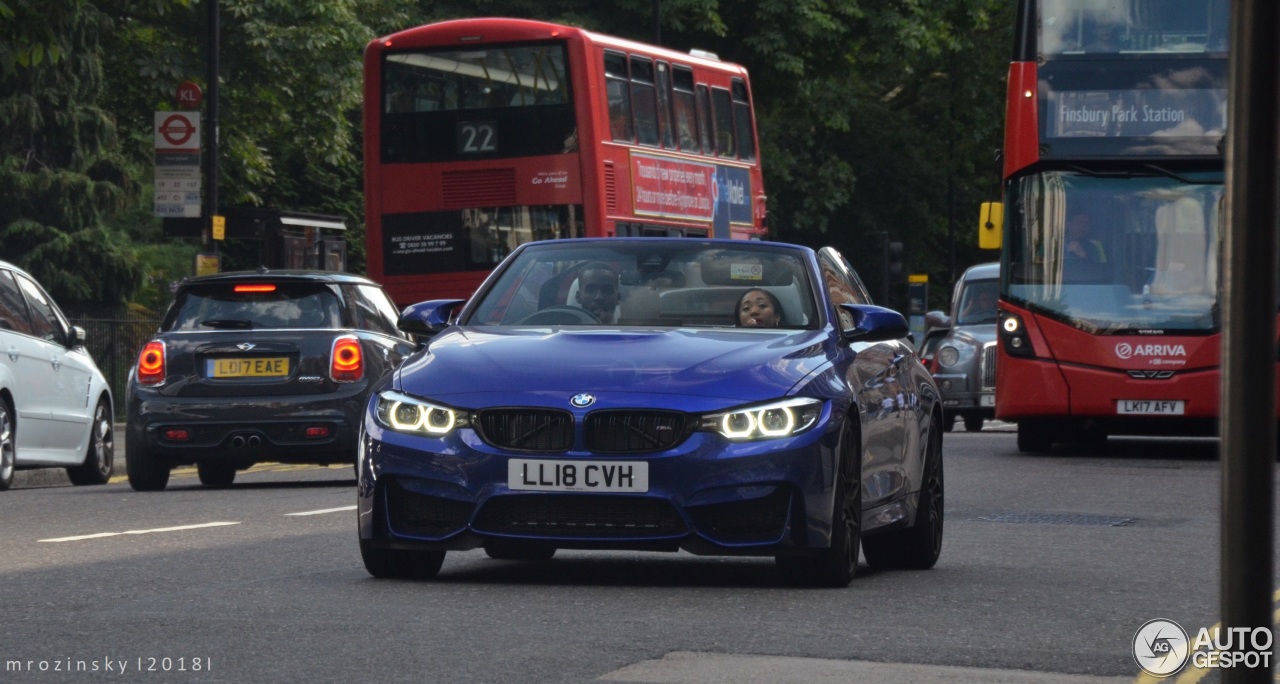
[167,282,342,331]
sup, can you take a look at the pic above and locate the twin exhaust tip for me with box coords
[230,435,262,449]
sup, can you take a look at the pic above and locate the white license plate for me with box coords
[1117,400,1185,415]
[980,394,995,407]
[508,459,649,493]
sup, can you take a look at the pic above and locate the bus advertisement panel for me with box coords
[985,0,1242,453]
[364,18,767,305]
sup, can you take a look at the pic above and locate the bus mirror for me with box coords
[978,202,1003,250]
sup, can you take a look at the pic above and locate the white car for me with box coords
[0,260,114,490]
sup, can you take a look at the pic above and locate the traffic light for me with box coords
[887,241,905,280]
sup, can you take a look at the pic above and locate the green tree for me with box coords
[0,0,157,308]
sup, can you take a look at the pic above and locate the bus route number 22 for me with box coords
[457,122,497,154]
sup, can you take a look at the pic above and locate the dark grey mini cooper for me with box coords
[125,270,415,490]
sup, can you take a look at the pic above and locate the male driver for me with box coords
[574,262,619,323]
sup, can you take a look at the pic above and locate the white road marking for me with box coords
[285,506,357,517]
[38,521,240,543]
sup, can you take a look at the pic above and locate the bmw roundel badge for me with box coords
[570,393,596,408]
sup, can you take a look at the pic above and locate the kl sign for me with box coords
[176,80,203,110]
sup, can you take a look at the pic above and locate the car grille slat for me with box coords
[475,409,574,452]
[585,410,689,453]
[981,342,997,390]
[473,494,686,538]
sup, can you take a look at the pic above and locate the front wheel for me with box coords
[360,540,446,579]
[862,415,944,570]
[67,399,114,486]
[0,400,14,491]
[963,414,984,433]
[197,461,236,487]
[776,421,860,588]
[1017,420,1053,454]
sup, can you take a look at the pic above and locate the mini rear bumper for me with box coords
[127,388,366,464]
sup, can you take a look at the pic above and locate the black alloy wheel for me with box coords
[862,413,944,569]
[776,420,861,588]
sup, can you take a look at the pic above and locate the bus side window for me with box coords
[630,57,660,147]
[655,61,675,150]
[672,66,698,152]
[732,79,755,161]
[711,86,736,158]
[604,51,633,142]
[697,84,715,156]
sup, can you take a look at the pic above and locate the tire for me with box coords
[776,421,861,588]
[360,539,446,579]
[963,414,984,433]
[126,437,170,492]
[1017,420,1053,454]
[197,461,236,487]
[484,541,556,561]
[862,416,944,570]
[943,412,956,432]
[67,399,114,486]
[0,399,14,491]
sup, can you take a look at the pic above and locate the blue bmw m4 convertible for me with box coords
[358,238,943,587]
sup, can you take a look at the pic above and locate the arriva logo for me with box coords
[1115,342,1188,360]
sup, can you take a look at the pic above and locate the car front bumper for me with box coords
[356,408,845,555]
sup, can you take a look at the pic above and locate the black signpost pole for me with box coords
[1221,0,1277,680]
[204,0,219,261]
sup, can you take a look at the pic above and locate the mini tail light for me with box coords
[163,429,190,441]
[304,426,331,438]
[331,336,363,382]
[234,284,277,293]
[137,341,166,386]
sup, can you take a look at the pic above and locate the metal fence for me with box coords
[68,312,163,421]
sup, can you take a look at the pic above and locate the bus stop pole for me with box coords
[204,0,220,260]
[1221,0,1277,680]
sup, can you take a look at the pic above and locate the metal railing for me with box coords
[68,312,163,420]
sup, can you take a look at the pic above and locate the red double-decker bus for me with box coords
[981,0,1235,452]
[363,18,767,306]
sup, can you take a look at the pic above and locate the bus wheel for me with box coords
[1017,421,1052,454]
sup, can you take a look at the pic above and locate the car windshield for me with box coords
[167,282,343,331]
[956,279,998,326]
[466,241,819,329]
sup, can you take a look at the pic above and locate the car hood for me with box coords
[395,327,834,405]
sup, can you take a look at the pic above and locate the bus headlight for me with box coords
[700,397,823,441]
[376,390,470,436]
[998,311,1035,359]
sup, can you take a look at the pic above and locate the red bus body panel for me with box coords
[1003,62,1039,180]
[363,18,766,306]
[995,302,1224,421]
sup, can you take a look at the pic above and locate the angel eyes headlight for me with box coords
[699,397,823,442]
[376,391,469,436]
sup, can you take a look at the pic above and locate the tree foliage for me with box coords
[1,0,1012,312]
